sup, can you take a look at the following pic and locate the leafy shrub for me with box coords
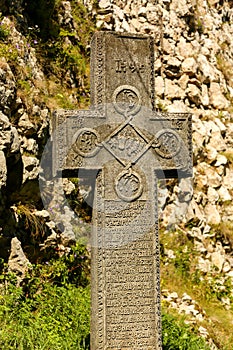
[162,312,211,350]
[0,240,211,349]
[0,20,9,40]
[0,283,90,349]
[0,241,90,349]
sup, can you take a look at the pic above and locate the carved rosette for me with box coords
[154,129,181,159]
[115,169,143,202]
[72,128,100,157]
[113,85,141,116]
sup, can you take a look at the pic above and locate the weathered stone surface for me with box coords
[186,84,201,105]
[218,186,231,202]
[0,151,7,187]
[181,57,197,76]
[165,79,186,99]
[8,237,30,284]
[22,155,39,182]
[155,76,165,97]
[200,84,209,106]
[209,82,229,110]
[205,203,221,225]
[18,113,36,136]
[211,251,225,271]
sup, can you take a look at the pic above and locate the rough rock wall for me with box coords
[0,1,91,262]
[0,15,49,259]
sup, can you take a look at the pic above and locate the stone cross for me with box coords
[52,31,192,349]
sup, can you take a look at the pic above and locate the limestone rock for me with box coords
[146,6,158,25]
[170,0,191,16]
[164,79,185,99]
[211,251,225,271]
[186,84,201,105]
[165,57,182,78]
[215,154,228,167]
[207,187,219,203]
[0,151,7,187]
[22,155,39,182]
[155,76,165,97]
[205,203,221,225]
[8,237,31,284]
[181,57,197,76]
[205,145,218,163]
[176,37,194,58]
[218,186,231,202]
[209,82,229,110]
[197,55,217,83]
[198,257,211,273]
[18,113,35,136]
[201,84,209,106]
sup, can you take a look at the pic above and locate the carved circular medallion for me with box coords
[154,129,181,159]
[115,169,143,202]
[113,85,141,116]
[72,128,99,157]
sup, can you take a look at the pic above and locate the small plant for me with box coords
[0,19,9,40]
[216,53,233,88]
[162,311,211,350]
[0,241,91,349]
[15,204,44,239]
[221,150,233,165]
[156,100,168,112]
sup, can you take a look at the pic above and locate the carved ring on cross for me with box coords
[115,168,143,202]
[154,129,182,159]
[71,128,101,158]
[113,85,141,117]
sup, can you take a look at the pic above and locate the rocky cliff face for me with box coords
[0,0,233,346]
[0,0,93,260]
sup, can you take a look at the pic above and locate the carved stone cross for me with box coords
[52,31,192,349]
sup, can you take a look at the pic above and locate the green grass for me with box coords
[0,239,212,350]
[162,311,211,350]
[0,242,91,349]
[0,284,90,349]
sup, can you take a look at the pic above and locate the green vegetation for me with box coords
[160,228,233,350]
[0,246,212,350]
[35,0,95,109]
[0,19,10,40]
[162,312,210,350]
[0,242,90,349]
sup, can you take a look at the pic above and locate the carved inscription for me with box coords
[115,58,145,73]
[103,199,159,349]
[105,124,145,162]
